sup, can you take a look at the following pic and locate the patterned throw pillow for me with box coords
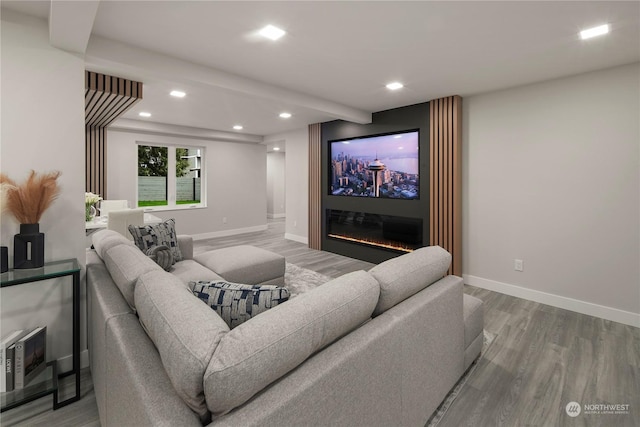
[145,245,174,271]
[128,219,183,264]
[191,281,290,329]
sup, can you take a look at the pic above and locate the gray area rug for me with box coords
[284,263,331,297]
[425,330,496,427]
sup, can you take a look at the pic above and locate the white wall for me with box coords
[265,128,309,243]
[463,63,640,326]
[107,127,267,237]
[1,11,87,364]
[266,152,286,218]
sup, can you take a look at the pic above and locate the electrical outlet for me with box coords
[222,217,227,224]
[514,259,524,272]
[293,220,297,227]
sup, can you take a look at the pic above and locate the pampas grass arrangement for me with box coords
[1,170,61,224]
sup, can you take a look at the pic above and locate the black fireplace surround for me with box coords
[321,102,430,264]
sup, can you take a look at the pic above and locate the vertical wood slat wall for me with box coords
[308,123,322,250]
[85,71,142,197]
[430,95,462,276]
[86,126,106,200]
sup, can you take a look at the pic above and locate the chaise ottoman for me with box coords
[194,245,285,286]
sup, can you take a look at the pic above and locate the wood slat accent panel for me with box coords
[429,96,462,276]
[308,123,322,250]
[84,71,142,197]
[85,71,143,127]
[85,126,106,196]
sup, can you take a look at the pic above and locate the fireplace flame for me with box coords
[327,233,414,253]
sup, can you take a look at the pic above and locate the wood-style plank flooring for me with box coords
[440,285,639,427]
[2,218,638,426]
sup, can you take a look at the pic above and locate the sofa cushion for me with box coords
[128,218,183,263]
[192,281,290,328]
[92,229,132,259]
[135,270,230,423]
[102,243,162,310]
[203,270,380,415]
[170,259,224,289]
[194,245,284,285]
[145,245,173,271]
[369,246,451,316]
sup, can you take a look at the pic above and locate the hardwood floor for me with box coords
[2,218,638,426]
[440,288,640,427]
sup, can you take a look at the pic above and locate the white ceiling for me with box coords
[3,1,639,138]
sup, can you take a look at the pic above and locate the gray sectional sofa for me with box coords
[86,229,484,427]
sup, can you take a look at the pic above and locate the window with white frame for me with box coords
[137,144,204,209]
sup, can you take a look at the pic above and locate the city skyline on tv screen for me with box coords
[330,130,419,199]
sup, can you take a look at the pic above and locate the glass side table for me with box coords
[0,259,81,412]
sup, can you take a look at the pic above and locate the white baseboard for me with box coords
[57,349,90,372]
[191,225,269,241]
[267,213,286,219]
[285,233,308,245]
[463,274,640,328]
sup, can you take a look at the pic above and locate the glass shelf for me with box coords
[1,362,57,412]
[0,257,81,410]
[0,259,79,287]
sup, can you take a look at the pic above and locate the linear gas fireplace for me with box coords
[325,210,423,261]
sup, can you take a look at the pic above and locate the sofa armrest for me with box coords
[178,235,194,260]
[87,250,134,426]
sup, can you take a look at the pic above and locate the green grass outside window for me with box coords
[138,200,200,207]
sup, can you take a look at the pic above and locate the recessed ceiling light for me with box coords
[279,112,292,118]
[170,90,186,98]
[580,24,609,40]
[233,125,243,130]
[273,147,280,151]
[259,25,286,41]
[139,112,151,117]
[386,82,404,90]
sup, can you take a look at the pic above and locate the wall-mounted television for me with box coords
[329,129,419,199]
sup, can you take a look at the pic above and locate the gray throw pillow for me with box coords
[191,281,290,328]
[145,245,174,271]
[128,218,183,264]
